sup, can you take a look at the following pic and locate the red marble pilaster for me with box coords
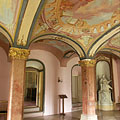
[79,59,97,120]
[7,48,30,120]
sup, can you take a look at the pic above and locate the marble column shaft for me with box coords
[79,59,97,115]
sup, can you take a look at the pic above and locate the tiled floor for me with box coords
[24,110,120,120]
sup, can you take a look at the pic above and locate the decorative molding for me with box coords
[9,47,30,60]
[17,34,26,46]
[79,59,96,67]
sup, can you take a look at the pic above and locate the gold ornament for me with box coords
[9,47,30,60]
[79,59,96,67]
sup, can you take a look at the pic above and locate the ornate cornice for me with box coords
[79,59,96,67]
[9,47,30,60]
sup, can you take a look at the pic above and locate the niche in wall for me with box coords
[96,60,113,102]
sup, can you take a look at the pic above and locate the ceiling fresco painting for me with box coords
[0,0,119,59]
[60,0,118,25]
[36,39,73,52]
[0,0,21,36]
[96,32,120,58]
[109,32,120,48]
[32,0,120,50]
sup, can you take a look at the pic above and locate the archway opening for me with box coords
[28,38,81,115]
[71,64,82,110]
[24,60,45,112]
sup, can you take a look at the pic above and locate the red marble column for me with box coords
[7,48,30,120]
[79,59,97,120]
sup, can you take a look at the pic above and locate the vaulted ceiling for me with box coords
[0,0,119,59]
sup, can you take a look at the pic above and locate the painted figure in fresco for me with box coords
[98,74,113,105]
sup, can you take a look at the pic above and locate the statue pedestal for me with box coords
[98,103,113,111]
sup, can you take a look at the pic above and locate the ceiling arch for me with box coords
[99,48,120,58]
[29,41,78,67]
[0,25,13,45]
[0,0,119,60]
[88,24,120,57]
[29,33,86,59]
[96,51,120,59]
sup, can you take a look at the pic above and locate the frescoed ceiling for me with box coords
[32,0,120,49]
[109,33,120,48]
[0,0,21,36]
[0,0,119,59]
[32,39,76,57]
[98,32,120,57]
[38,40,73,52]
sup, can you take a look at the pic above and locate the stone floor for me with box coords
[24,110,120,120]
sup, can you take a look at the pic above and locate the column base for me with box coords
[80,114,98,120]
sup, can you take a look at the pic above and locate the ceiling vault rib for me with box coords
[14,0,28,47]
[25,0,46,48]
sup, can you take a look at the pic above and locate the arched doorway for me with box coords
[71,64,82,110]
[24,59,45,112]
[29,37,81,115]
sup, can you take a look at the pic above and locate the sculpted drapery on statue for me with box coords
[99,74,112,92]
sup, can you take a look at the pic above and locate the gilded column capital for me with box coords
[79,59,96,67]
[9,47,30,60]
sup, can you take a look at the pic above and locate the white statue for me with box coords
[98,74,113,105]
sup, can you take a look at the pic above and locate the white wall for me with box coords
[29,50,60,115]
[29,50,80,115]
[0,47,10,100]
[57,57,80,113]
